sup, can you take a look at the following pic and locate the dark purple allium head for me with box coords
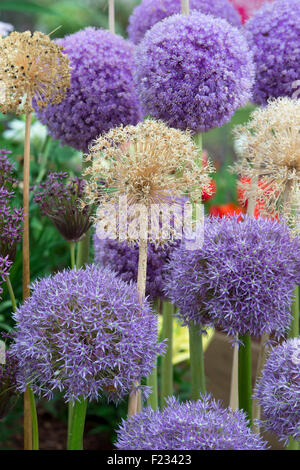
[0,200,23,263]
[0,348,20,420]
[11,265,164,403]
[115,395,268,450]
[0,149,16,188]
[134,12,254,133]
[94,232,180,300]
[245,0,300,105]
[254,338,300,444]
[0,255,11,299]
[128,0,241,44]
[165,216,300,338]
[34,172,92,243]
[35,27,142,152]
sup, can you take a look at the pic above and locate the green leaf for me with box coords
[0,1,57,15]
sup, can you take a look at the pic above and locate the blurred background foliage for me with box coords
[0,0,255,449]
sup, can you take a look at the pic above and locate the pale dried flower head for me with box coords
[84,119,214,243]
[234,97,300,224]
[0,30,71,115]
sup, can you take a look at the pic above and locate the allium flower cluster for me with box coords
[128,0,241,44]
[0,149,16,187]
[84,120,213,244]
[0,30,70,114]
[94,233,180,300]
[134,12,254,133]
[245,0,300,105]
[0,348,20,420]
[0,255,11,299]
[116,395,268,450]
[234,98,300,228]
[34,172,92,243]
[36,28,142,152]
[12,265,164,403]
[254,338,300,444]
[165,216,300,338]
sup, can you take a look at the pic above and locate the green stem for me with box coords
[238,335,252,425]
[147,366,158,410]
[76,231,90,268]
[287,437,299,451]
[28,386,39,450]
[6,276,17,312]
[67,398,87,450]
[67,401,74,449]
[161,301,173,407]
[70,242,76,269]
[189,322,206,400]
[288,285,299,338]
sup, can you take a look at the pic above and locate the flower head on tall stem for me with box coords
[254,338,300,444]
[34,172,92,243]
[234,97,300,228]
[0,30,70,115]
[11,265,164,403]
[84,120,213,244]
[165,215,300,339]
[116,395,268,450]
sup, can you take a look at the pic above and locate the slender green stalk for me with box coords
[67,398,87,450]
[189,322,205,400]
[6,276,17,312]
[238,335,252,425]
[28,386,39,450]
[161,301,173,407]
[287,437,299,451]
[288,285,299,339]
[147,366,158,410]
[76,232,90,268]
[70,242,76,270]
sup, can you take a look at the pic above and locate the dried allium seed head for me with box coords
[0,30,71,115]
[84,120,214,243]
[233,97,300,225]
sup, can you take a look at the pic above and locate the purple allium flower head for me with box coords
[34,172,92,243]
[0,348,20,420]
[245,0,300,105]
[94,232,180,300]
[35,28,142,152]
[254,338,300,444]
[128,0,241,44]
[0,255,12,299]
[115,395,268,450]
[134,12,254,132]
[165,215,300,338]
[11,265,164,403]
[0,149,16,188]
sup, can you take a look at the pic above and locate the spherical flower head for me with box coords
[33,172,92,243]
[11,265,164,403]
[35,28,142,152]
[135,12,254,133]
[115,395,268,450]
[254,338,300,444]
[0,149,17,188]
[94,232,180,300]
[0,348,20,420]
[229,0,273,23]
[128,0,241,44]
[165,215,300,338]
[0,196,23,262]
[0,30,71,115]
[234,98,300,229]
[84,119,214,244]
[245,0,300,105]
[0,255,11,300]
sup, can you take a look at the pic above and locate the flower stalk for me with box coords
[189,322,206,399]
[238,335,252,426]
[161,301,173,407]
[67,398,87,450]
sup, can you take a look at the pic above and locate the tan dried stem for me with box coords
[181,0,190,15]
[109,0,115,34]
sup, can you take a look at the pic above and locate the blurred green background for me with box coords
[0,0,255,450]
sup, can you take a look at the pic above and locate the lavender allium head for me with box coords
[254,338,300,444]
[34,172,92,243]
[94,232,180,300]
[116,395,268,450]
[35,28,142,152]
[0,348,20,420]
[245,0,300,105]
[165,216,300,338]
[12,265,164,403]
[128,0,241,44]
[0,149,16,188]
[0,255,11,299]
[134,12,254,133]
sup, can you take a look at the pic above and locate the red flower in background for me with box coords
[202,150,217,202]
[229,0,273,23]
[209,202,244,219]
